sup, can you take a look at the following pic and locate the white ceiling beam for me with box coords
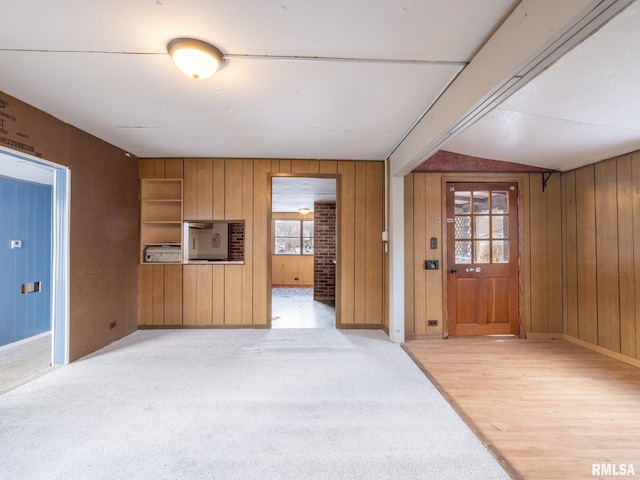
[389,0,635,176]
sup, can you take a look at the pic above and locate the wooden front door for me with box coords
[446,182,519,336]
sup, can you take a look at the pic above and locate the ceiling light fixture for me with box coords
[167,38,224,80]
[299,207,310,216]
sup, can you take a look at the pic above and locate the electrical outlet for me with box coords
[428,320,438,327]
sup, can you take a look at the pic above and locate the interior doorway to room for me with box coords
[445,182,519,336]
[270,176,337,329]
[0,148,69,367]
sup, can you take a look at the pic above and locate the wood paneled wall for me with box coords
[563,154,640,360]
[404,173,443,336]
[139,158,385,329]
[404,172,563,338]
[272,256,314,285]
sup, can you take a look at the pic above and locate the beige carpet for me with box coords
[0,329,510,479]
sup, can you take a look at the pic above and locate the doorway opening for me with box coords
[270,175,337,329]
[0,147,70,368]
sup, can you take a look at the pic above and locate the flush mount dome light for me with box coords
[167,38,224,80]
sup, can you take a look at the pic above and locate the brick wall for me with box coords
[229,221,244,262]
[313,202,336,300]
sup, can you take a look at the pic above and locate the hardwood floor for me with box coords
[403,337,640,480]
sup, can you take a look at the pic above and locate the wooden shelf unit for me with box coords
[140,179,183,263]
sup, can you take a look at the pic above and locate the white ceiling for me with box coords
[272,177,336,213]
[0,0,513,161]
[0,0,638,177]
[445,0,640,172]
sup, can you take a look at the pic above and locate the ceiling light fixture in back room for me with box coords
[167,38,224,79]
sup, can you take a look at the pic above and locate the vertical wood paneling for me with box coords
[272,255,314,285]
[279,159,291,173]
[319,161,338,174]
[225,159,243,219]
[196,265,213,325]
[224,159,243,325]
[291,159,309,173]
[308,160,320,173]
[353,162,368,323]
[139,159,155,179]
[407,172,445,334]
[213,159,225,220]
[183,160,198,220]
[197,159,213,220]
[338,161,356,324]
[520,175,531,337]
[412,174,427,333]
[164,264,183,325]
[182,265,197,326]
[165,159,183,179]
[633,153,640,359]
[242,159,254,325]
[424,174,443,333]
[617,156,635,358]
[152,264,165,325]
[365,162,383,323]
[595,160,621,352]
[212,265,225,325]
[404,175,415,334]
[562,171,579,337]
[565,157,640,359]
[529,178,548,333]
[225,265,243,324]
[253,159,271,326]
[575,166,598,344]
[546,174,563,333]
[139,157,386,330]
[138,264,154,325]
[153,159,166,178]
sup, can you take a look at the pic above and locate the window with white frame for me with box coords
[274,219,314,255]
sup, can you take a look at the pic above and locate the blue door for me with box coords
[0,176,52,347]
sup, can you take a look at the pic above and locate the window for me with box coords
[274,220,314,255]
[454,189,509,264]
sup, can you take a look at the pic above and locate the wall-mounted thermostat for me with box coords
[11,240,22,249]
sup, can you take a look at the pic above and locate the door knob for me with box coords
[450,267,457,274]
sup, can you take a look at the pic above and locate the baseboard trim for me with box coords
[138,324,270,330]
[0,331,51,352]
[336,323,386,331]
[562,334,640,369]
[405,333,443,341]
[526,333,563,340]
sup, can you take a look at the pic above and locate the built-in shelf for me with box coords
[140,179,183,263]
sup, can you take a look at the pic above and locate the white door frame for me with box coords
[0,146,70,365]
